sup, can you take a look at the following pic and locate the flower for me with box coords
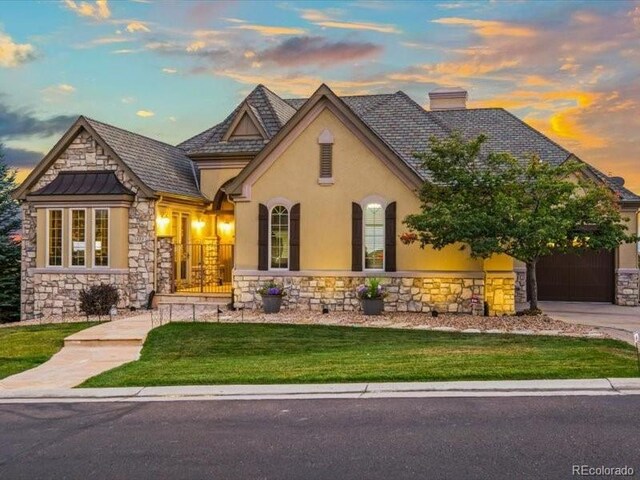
[355,278,387,300]
[400,232,418,245]
[257,281,286,297]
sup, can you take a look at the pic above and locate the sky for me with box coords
[1,0,639,191]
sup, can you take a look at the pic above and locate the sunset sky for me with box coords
[1,0,639,191]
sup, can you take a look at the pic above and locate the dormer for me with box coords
[222,102,268,142]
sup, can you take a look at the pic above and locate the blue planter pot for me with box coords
[262,295,283,314]
[362,298,384,315]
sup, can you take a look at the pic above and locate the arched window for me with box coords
[270,205,289,269]
[364,203,384,270]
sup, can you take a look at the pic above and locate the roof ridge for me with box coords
[496,108,571,156]
[393,91,452,135]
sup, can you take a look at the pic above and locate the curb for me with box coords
[1,378,639,403]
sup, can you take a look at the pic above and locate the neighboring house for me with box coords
[12,84,640,320]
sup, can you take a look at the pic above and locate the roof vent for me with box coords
[428,87,468,111]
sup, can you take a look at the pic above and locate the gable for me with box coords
[228,112,263,139]
[227,85,423,201]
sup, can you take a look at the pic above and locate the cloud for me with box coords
[64,0,111,20]
[168,116,177,122]
[121,96,135,104]
[136,110,154,117]
[259,36,382,67]
[91,36,132,45]
[300,9,401,34]
[112,49,139,54]
[41,84,76,102]
[231,24,306,36]
[0,31,36,67]
[0,99,76,139]
[126,21,150,33]
[186,40,206,52]
[432,17,537,37]
[162,67,177,74]
[1,146,44,169]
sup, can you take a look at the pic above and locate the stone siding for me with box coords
[156,237,175,294]
[233,274,494,314]
[485,274,516,315]
[616,269,639,306]
[514,268,527,304]
[21,130,156,319]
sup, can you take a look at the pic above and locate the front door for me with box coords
[173,213,190,285]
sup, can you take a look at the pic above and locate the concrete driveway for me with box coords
[539,301,640,344]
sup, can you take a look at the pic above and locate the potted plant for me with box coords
[257,281,286,314]
[356,278,387,315]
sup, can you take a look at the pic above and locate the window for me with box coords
[94,209,109,267]
[364,203,384,270]
[47,209,63,266]
[70,209,86,266]
[319,144,332,178]
[270,205,289,269]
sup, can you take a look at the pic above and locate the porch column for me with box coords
[156,236,175,294]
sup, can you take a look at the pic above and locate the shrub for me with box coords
[79,284,119,316]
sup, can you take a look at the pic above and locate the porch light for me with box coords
[156,215,170,228]
[193,218,206,230]
[219,221,232,233]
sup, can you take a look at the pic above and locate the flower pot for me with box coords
[362,298,384,315]
[262,295,283,314]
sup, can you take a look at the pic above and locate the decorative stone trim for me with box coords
[233,269,486,279]
[233,275,488,314]
[615,269,639,306]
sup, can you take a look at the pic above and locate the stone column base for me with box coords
[514,267,527,304]
[484,272,516,315]
[616,269,639,306]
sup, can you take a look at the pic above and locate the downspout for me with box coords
[153,195,164,292]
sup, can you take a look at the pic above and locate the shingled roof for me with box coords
[178,85,297,156]
[178,84,638,203]
[84,117,203,199]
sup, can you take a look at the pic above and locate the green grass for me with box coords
[81,323,639,387]
[0,323,98,380]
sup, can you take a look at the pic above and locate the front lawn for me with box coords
[82,323,638,387]
[0,323,98,380]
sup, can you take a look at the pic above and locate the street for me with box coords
[1,396,639,479]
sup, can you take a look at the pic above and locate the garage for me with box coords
[534,249,615,303]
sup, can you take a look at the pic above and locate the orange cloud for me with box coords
[231,24,306,36]
[126,21,150,33]
[432,17,536,37]
[64,0,110,20]
[301,9,401,34]
[0,31,35,67]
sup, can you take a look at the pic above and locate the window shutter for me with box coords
[385,202,396,272]
[258,203,268,271]
[290,203,300,271]
[320,144,332,178]
[352,202,363,271]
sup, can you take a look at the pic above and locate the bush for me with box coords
[79,284,119,316]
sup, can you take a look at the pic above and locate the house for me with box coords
[12,84,640,320]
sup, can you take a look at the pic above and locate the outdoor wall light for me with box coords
[156,215,170,228]
[193,218,206,230]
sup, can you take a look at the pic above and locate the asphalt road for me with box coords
[1,396,639,479]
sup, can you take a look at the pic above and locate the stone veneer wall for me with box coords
[514,268,527,304]
[232,274,512,314]
[21,130,156,319]
[615,269,639,306]
[156,237,175,294]
[484,274,516,315]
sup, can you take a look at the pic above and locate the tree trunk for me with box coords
[526,260,539,311]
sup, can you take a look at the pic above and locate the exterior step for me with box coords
[154,294,231,306]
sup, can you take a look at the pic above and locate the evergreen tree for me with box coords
[0,144,21,322]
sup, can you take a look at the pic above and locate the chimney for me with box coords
[428,87,468,111]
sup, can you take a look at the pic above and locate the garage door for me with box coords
[534,249,614,302]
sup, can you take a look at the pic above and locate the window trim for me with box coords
[360,195,388,272]
[46,208,64,268]
[69,208,88,268]
[92,207,110,268]
[268,204,290,271]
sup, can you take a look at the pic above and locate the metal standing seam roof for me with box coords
[30,171,134,196]
[84,117,204,199]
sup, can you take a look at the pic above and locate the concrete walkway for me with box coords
[539,301,640,344]
[0,378,639,403]
[0,313,155,390]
